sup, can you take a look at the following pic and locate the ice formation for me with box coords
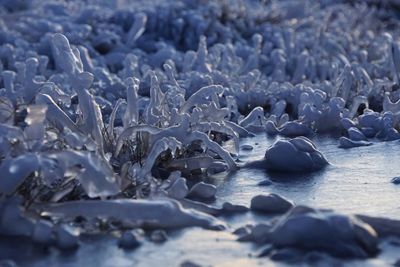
[264,137,328,173]
[250,194,294,214]
[0,0,400,264]
[239,206,379,259]
[118,230,142,249]
[38,199,226,230]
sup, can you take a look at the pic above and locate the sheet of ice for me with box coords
[214,134,400,219]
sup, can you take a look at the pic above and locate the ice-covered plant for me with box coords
[2,0,400,247]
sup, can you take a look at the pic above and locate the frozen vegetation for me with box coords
[0,0,400,266]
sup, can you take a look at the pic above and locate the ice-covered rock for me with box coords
[162,172,189,200]
[32,220,53,245]
[269,248,303,262]
[270,207,378,258]
[180,260,202,267]
[118,230,142,249]
[0,198,34,237]
[188,182,217,200]
[391,177,400,185]
[250,194,294,214]
[257,180,273,186]
[279,122,311,137]
[338,137,372,149]
[150,230,168,243]
[263,137,328,173]
[240,145,253,151]
[360,127,377,138]
[54,225,79,250]
[341,118,358,130]
[166,177,189,199]
[358,112,381,130]
[221,202,249,213]
[241,206,379,259]
[348,127,367,141]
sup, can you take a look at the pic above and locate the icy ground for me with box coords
[2,134,400,267]
[217,134,400,218]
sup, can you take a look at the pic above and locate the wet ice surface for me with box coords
[5,228,400,267]
[3,135,400,267]
[214,135,400,219]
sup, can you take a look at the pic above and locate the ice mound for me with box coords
[240,206,379,260]
[264,137,328,173]
[250,194,294,214]
[39,199,226,230]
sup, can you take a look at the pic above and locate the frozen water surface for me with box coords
[3,228,400,267]
[2,135,400,267]
[215,135,400,219]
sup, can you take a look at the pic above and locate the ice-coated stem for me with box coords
[126,12,147,47]
[123,77,140,127]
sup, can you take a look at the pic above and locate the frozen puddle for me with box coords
[214,134,400,219]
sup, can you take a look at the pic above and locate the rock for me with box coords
[269,207,378,258]
[279,121,311,137]
[188,182,217,199]
[355,214,400,237]
[269,248,304,262]
[241,144,253,151]
[358,113,380,129]
[180,260,202,267]
[378,127,400,141]
[150,230,168,243]
[389,238,400,246]
[32,220,53,245]
[240,223,272,243]
[341,118,357,130]
[207,162,228,174]
[250,194,294,214]
[304,251,330,263]
[264,137,328,172]
[257,180,272,186]
[257,244,274,257]
[0,197,34,237]
[167,177,189,199]
[290,136,317,152]
[221,202,249,213]
[338,137,372,148]
[233,226,251,237]
[392,177,400,185]
[348,127,367,141]
[118,230,142,249]
[360,127,376,138]
[55,225,79,250]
